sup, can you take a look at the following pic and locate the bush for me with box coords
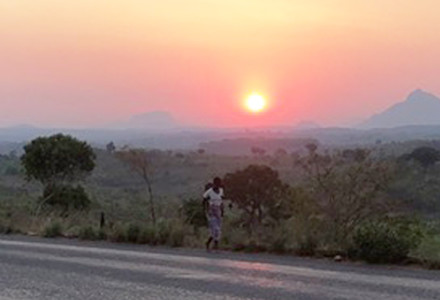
[411,235,440,269]
[41,185,91,212]
[156,220,171,245]
[78,225,106,241]
[168,226,185,247]
[138,226,157,245]
[109,224,127,243]
[0,223,15,234]
[126,223,141,243]
[43,221,63,238]
[352,219,423,264]
[295,236,318,256]
[182,198,207,229]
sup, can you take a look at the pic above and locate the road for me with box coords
[0,236,439,300]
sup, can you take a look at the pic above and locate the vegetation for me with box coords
[224,165,288,235]
[116,149,157,226]
[21,134,95,211]
[351,218,423,263]
[2,136,440,267]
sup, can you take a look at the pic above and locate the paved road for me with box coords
[0,236,439,300]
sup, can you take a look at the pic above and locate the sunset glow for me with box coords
[1,1,440,128]
[245,94,267,113]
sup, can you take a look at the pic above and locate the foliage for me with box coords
[411,235,440,269]
[116,148,157,225]
[21,134,96,185]
[126,223,142,243]
[78,225,106,240]
[223,165,288,234]
[296,146,394,245]
[43,221,63,238]
[182,198,207,229]
[138,225,157,245]
[41,184,91,212]
[401,146,440,168]
[352,218,423,264]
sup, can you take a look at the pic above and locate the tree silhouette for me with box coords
[223,165,287,235]
[403,147,440,168]
[21,134,95,211]
[116,148,156,226]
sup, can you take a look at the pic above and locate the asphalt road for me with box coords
[0,236,439,300]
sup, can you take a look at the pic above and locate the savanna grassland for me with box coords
[1,135,440,268]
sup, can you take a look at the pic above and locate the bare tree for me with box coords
[296,146,394,246]
[117,148,156,226]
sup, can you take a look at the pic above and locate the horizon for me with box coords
[1,1,440,128]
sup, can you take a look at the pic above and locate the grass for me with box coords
[410,235,440,269]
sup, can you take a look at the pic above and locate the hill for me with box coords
[362,89,440,128]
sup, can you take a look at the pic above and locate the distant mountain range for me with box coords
[361,89,440,128]
[111,111,178,129]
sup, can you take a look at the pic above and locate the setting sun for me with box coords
[245,93,267,113]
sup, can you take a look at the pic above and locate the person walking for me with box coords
[203,177,224,251]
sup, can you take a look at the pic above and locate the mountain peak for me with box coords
[406,89,439,103]
[361,89,440,129]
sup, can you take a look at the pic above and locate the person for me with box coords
[203,177,224,251]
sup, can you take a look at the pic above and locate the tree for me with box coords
[251,146,266,156]
[402,146,440,169]
[116,148,156,226]
[21,134,96,210]
[223,165,288,235]
[22,134,95,186]
[296,146,394,246]
[106,141,116,153]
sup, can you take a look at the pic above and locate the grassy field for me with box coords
[1,143,440,268]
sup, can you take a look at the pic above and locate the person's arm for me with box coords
[220,188,225,217]
[203,189,210,216]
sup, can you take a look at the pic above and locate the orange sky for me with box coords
[1,0,440,128]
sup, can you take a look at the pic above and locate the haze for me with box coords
[1,0,440,128]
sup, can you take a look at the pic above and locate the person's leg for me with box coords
[212,217,221,250]
[206,236,213,251]
[206,216,215,251]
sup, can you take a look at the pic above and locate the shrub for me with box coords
[41,185,91,212]
[109,224,127,243]
[168,226,185,247]
[79,226,99,240]
[156,220,171,245]
[43,221,63,238]
[411,235,440,269]
[0,223,14,234]
[295,236,318,256]
[126,223,141,243]
[352,219,423,264]
[182,198,207,229]
[138,226,157,245]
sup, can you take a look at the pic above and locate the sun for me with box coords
[245,93,267,113]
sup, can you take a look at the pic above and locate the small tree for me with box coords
[21,134,96,210]
[116,148,156,226]
[106,141,116,153]
[296,146,394,246]
[402,146,440,169]
[223,165,288,235]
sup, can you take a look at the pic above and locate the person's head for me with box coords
[213,177,222,188]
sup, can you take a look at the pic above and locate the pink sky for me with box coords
[1,0,440,128]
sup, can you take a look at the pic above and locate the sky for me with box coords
[1,0,440,128]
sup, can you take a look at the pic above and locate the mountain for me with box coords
[361,89,440,128]
[113,111,178,130]
[295,121,321,130]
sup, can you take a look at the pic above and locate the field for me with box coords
[1,138,440,268]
